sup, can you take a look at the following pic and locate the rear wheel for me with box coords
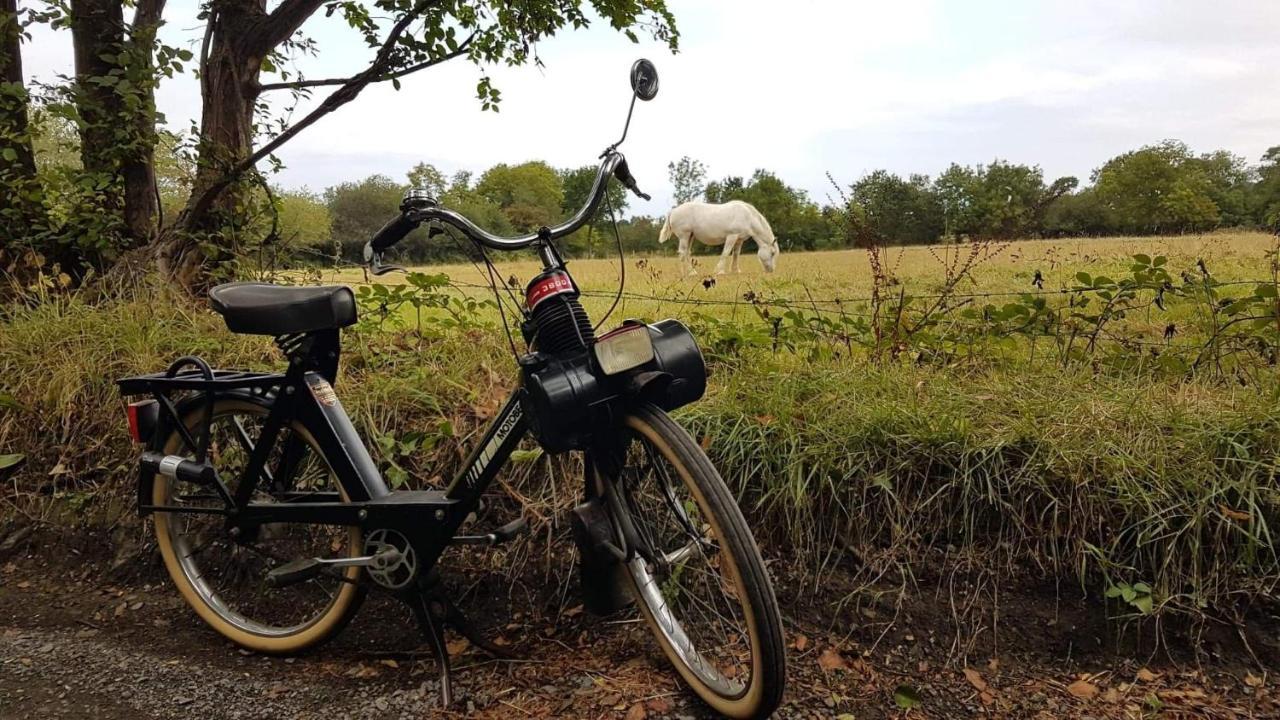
[603,405,786,719]
[152,397,364,654]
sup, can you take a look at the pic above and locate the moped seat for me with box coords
[209,282,357,336]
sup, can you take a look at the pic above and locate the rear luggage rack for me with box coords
[118,365,285,395]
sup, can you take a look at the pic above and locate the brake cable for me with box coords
[594,191,627,331]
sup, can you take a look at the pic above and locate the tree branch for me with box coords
[129,0,165,35]
[184,0,451,223]
[259,31,475,91]
[249,0,326,57]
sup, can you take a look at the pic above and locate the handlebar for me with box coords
[367,151,648,258]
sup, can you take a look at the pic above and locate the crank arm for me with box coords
[266,547,401,588]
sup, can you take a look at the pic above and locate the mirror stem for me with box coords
[603,92,639,157]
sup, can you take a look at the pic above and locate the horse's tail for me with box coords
[658,213,673,244]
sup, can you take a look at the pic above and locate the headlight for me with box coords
[593,322,655,375]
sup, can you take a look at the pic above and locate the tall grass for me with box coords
[2,239,1279,623]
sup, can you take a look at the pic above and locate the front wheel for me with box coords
[601,405,786,719]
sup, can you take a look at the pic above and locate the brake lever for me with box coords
[362,242,406,276]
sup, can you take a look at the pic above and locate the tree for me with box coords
[407,162,447,197]
[476,161,563,232]
[847,170,943,246]
[667,155,706,204]
[1252,146,1280,229]
[276,189,331,250]
[147,0,677,290]
[934,160,1056,239]
[324,174,406,257]
[1042,188,1110,236]
[559,164,628,256]
[0,0,46,250]
[68,0,167,249]
[1092,140,1221,233]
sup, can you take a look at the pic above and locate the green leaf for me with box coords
[1255,284,1278,299]
[1153,256,1167,267]
[0,454,24,470]
[1,147,15,162]
[1133,253,1151,265]
[509,448,544,464]
[1132,594,1153,614]
[1104,585,1123,599]
[1132,582,1151,593]
[0,392,19,409]
[894,685,922,709]
[1075,272,1092,286]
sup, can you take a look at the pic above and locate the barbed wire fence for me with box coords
[273,244,1279,374]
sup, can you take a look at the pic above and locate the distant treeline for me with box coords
[22,111,1280,265]
[279,139,1280,263]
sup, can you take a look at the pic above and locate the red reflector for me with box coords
[127,401,149,443]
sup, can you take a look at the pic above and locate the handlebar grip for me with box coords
[614,158,651,201]
[369,213,419,253]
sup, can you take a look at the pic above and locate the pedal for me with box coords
[452,516,529,546]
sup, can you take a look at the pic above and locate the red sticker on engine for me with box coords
[526,272,575,310]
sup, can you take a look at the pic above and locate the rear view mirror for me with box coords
[630,59,659,101]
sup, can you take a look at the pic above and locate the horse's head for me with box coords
[757,243,779,273]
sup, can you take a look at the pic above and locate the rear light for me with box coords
[127,399,159,444]
[594,322,655,375]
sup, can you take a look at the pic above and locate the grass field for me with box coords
[2,230,1279,629]
[310,230,1278,323]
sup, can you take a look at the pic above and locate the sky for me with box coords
[20,0,1280,216]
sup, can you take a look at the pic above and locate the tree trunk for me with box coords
[70,0,160,252]
[155,0,268,291]
[122,0,165,242]
[0,0,46,242]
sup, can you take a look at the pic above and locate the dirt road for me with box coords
[0,539,1275,718]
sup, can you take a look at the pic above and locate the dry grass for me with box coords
[1,230,1278,627]
[305,230,1278,322]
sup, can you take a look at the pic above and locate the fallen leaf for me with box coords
[16,580,30,589]
[1220,504,1252,522]
[699,435,713,451]
[1136,668,1158,683]
[1245,672,1264,688]
[979,690,995,706]
[625,703,646,720]
[792,634,809,652]
[446,638,470,654]
[379,659,399,669]
[964,667,988,692]
[645,697,673,713]
[987,657,999,672]
[1102,688,1123,704]
[1067,679,1099,700]
[818,648,849,671]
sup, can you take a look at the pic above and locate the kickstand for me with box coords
[407,592,454,707]
[401,578,523,708]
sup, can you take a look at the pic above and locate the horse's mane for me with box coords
[742,203,777,248]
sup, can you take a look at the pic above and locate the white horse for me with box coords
[657,200,780,276]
